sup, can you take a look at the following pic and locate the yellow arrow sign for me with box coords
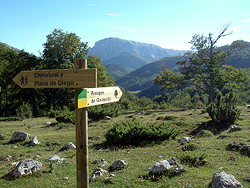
[78,86,123,108]
[13,69,97,88]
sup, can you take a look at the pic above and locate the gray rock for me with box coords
[61,142,76,150]
[187,185,193,188]
[30,136,40,146]
[13,159,42,178]
[48,155,66,163]
[211,171,242,188]
[89,168,107,181]
[99,161,108,168]
[111,160,128,169]
[173,167,187,174]
[180,137,191,142]
[92,159,104,164]
[229,125,242,133]
[11,131,30,141]
[105,116,112,120]
[146,158,180,174]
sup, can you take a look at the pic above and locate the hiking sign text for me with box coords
[78,86,123,108]
[13,69,97,88]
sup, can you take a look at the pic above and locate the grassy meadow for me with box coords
[0,107,250,187]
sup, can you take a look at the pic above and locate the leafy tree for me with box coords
[0,44,42,116]
[154,24,248,103]
[87,55,114,87]
[42,28,88,69]
[40,29,89,111]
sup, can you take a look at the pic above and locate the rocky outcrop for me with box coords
[11,131,30,141]
[211,171,242,188]
[13,159,42,178]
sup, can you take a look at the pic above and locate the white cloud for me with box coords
[228,27,242,32]
[113,26,124,30]
[128,29,135,32]
[151,27,157,29]
[223,17,226,20]
[243,19,250,22]
[86,4,96,6]
[106,13,124,17]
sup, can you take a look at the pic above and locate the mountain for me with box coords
[105,63,131,79]
[88,37,187,76]
[115,56,182,91]
[102,52,148,70]
[116,40,250,97]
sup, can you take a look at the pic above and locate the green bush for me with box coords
[196,130,214,138]
[55,109,75,124]
[105,118,179,146]
[179,153,207,167]
[207,90,240,124]
[16,102,32,119]
[88,103,120,121]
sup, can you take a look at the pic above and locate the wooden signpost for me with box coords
[13,58,123,188]
[78,86,123,108]
[12,69,97,88]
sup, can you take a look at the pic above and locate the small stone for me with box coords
[34,155,40,158]
[180,137,191,142]
[30,136,40,146]
[62,177,69,180]
[105,116,112,120]
[111,160,128,169]
[89,168,107,181]
[61,142,76,150]
[13,146,18,148]
[92,159,104,164]
[95,136,100,140]
[99,161,108,168]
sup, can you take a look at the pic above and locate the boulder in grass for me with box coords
[111,160,128,170]
[30,136,40,146]
[13,159,42,178]
[146,158,180,174]
[89,168,108,181]
[11,131,30,142]
[211,171,242,188]
[180,137,191,142]
[60,142,76,151]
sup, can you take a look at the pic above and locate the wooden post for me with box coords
[75,58,96,188]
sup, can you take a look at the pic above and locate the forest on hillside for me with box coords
[0,26,250,120]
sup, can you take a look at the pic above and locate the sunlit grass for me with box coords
[0,107,249,187]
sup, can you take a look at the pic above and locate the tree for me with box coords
[0,44,42,116]
[154,24,248,103]
[42,28,88,69]
[87,55,114,87]
[41,29,89,111]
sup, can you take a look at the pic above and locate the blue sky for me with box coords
[1,0,249,56]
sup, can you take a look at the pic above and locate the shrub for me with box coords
[105,118,179,146]
[88,103,119,121]
[55,109,75,124]
[196,130,214,138]
[182,143,198,151]
[207,90,240,124]
[179,153,207,167]
[16,102,32,119]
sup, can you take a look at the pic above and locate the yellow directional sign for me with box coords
[78,86,123,108]
[12,69,97,88]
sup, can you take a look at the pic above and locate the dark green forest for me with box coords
[0,27,250,120]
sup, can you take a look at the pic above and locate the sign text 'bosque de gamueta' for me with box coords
[13,69,97,88]
[78,86,123,108]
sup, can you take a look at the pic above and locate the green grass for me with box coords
[0,107,250,187]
